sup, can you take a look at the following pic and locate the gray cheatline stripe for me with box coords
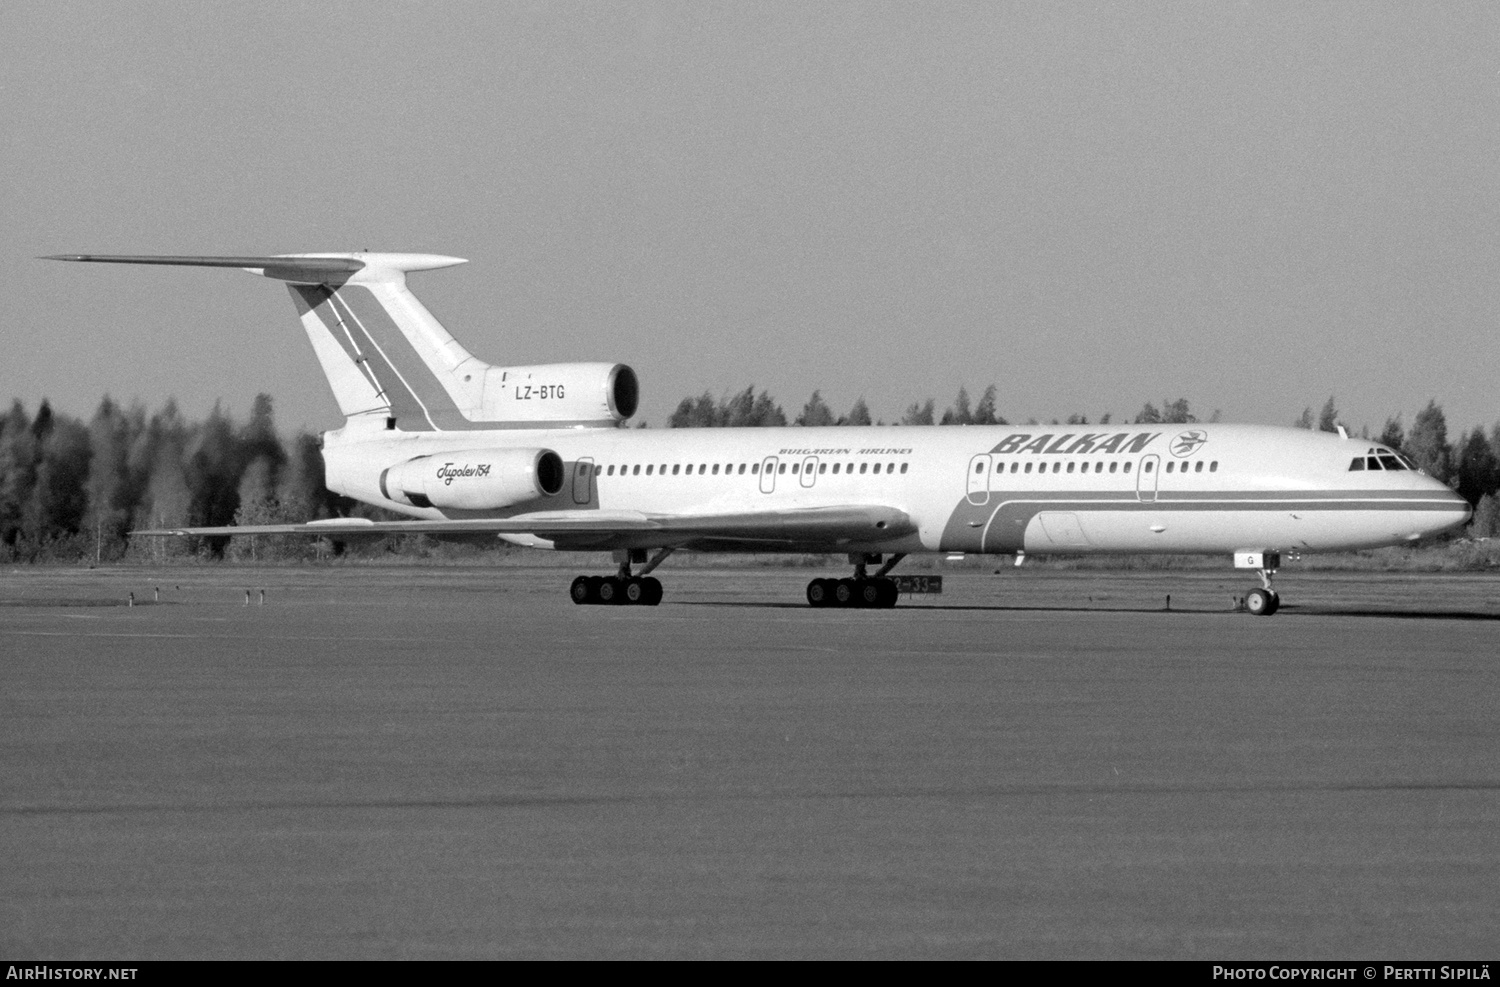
[977,494,1464,549]
[1159,488,1455,502]
[329,289,440,431]
[979,486,1456,503]
[316,286,391,405]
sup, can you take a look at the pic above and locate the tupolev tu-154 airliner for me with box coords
[48,252,1470,614]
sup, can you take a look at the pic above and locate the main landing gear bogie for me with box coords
[571,548,674,606]
[806,553,907,609]
[806,577,899,609]
[571,574,663,607]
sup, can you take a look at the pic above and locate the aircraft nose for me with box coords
[1424,482,1471,534]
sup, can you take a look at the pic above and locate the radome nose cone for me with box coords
[1435,487,1472,533]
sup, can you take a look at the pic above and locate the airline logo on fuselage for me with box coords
[1170,430,1208,457]
[989,432,1162,456]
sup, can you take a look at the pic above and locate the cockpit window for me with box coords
[1351,446,1415,472]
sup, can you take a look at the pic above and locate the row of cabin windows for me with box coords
[593,461,912,478]
[974,459,1219,476]
[1349,451,1417,472]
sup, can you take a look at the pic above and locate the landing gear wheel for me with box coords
[570,576,594,605]
[1246,588,1275,616]
[857,580,882,608]
[876,578,899,609]
[597,577,622,605]
[624,578,645,605]
[1265,591,1280,616]
[643,577,663,606]
[834,579,856,606]
[807,578,832,608]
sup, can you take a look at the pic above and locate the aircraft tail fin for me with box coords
[46,253,484,430]
[47,252,637,430]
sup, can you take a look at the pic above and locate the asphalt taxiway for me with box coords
[2,564,1497,958]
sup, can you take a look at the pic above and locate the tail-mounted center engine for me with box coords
[380,448,565,510]
[479,363,639,425]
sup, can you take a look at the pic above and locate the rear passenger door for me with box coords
[760,456,778,494]
[572,457,595,505]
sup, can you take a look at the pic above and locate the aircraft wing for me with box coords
[131,505,914,548]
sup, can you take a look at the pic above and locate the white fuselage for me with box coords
[323,420,1470,557]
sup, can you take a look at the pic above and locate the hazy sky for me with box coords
[4,1,1497,435]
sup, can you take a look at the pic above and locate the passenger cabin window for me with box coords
[1195,461,1203,472]
[738,464,746,474]
[901,463,909,474]
[859,463,868,474]
[1210,461,1218,472]
[832,463,841,474]
[751,463,759,474]
[819,463,827,474]
[778,463,787,474]
[975,462,984,474]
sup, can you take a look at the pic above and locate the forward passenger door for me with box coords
[1136,454,1159,503]
[967,454,991,505]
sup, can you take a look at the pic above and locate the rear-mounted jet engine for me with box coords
[380,448,565,510]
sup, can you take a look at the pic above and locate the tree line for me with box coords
[0,395,348,562]
[2,388,1497,562]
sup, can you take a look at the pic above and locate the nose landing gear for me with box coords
[1236,550,1282,616]
[807,553,905,609]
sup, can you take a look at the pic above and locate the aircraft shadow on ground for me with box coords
[675,601,1500,620]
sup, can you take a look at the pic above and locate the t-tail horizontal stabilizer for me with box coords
[42,253,467,284]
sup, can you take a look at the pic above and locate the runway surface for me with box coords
[2,564,1498,959]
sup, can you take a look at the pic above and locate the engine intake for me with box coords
[380,448,564,511]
